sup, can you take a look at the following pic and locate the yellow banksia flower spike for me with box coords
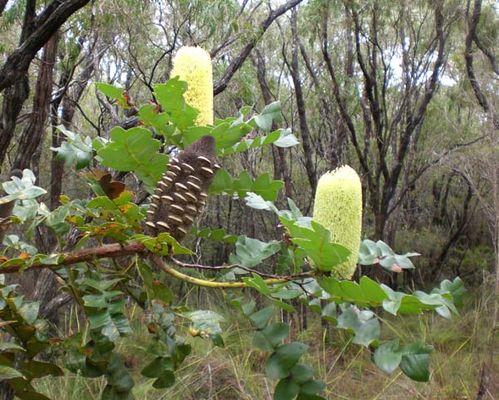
[312,165,362,279]
[171,46,213,126]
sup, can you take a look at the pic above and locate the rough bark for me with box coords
[0,0,8,16]
[50,46,97,209]
[13,34,59,170]
[0,0,92,93]
[0,0,36,167]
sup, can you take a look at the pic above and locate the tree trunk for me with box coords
[13,34,58,170]
[288,8,317,195]
[252,50,293,200]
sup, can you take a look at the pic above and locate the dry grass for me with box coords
[35,287,498,400]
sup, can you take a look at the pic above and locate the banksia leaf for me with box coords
[170,46,213,126]
[312,166,362,279]
[146,136,220,242]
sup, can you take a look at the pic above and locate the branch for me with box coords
[465,0,499,128]
[151,255,299,289]
[0,0,92,93]
[0,242,147,273]
[0,0,8,16]
[1,241,314,289]
[171,257,313,280]
[387,134,486,215]
[213,0,304,95]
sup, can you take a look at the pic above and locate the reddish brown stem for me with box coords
[0,242,146,274]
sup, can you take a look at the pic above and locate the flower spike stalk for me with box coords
[312,165,362,279]
[171,46,213,126]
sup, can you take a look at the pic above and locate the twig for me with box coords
[171,257,312,280]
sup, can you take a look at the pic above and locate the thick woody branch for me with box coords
[0,0,92,93]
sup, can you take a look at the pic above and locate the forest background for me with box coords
[0,0,497,399]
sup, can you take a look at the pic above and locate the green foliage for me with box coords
[374,340,433,382]
[0,170,46,205]
[210,170,284,201]
[231,301,326,400]
[0,76,467,399]
[95,126,169,190]
[229,236,281,267]
[359,239,420,272]
[0,281,62,400]
[279,217,351,272]
[50,125,93,170]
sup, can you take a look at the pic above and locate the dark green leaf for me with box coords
[299,380,325,396]
[275,342,308,369]
[290,364,314,384]
[274,377,300,400]
[250,306,274,330]
[22,361,63,379]
[263,323,289,347]
[152,370,175,389]
[399,354,430,382]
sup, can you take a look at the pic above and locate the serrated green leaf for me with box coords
[96,127,168,188]
[50,126,93,170]
[154,78,197,130]
[95,83,125,101]
[281,218,350,272]
[210,170,283,201]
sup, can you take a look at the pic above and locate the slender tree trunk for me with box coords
[288,8,317,194]
[253,51,293,200]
